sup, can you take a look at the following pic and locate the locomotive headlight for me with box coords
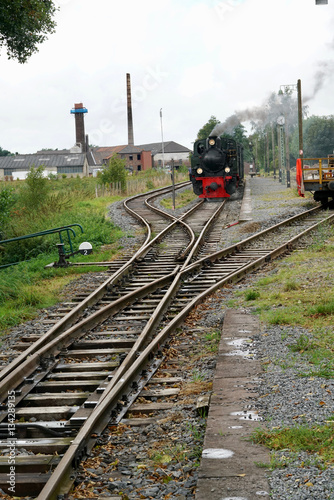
[225,167,231,173]
[196,168,203,174]
[209,139,215,146]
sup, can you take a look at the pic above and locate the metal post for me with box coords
[266,131,270,175]
[271,124,276,179]
[171,158,175,210]
[297,79,303,161]
[285,118,291,188]
[160,109,165,170]
[55,243,69,267]
[278,125,284,183]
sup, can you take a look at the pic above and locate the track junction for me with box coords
[0,180,333,499]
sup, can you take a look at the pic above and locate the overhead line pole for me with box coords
[160,109,165,170]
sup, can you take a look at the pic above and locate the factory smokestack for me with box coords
[70,103,88,152]
[126,73,134,146]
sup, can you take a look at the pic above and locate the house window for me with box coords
[129,155,133,161]
[137,154,141,160]
[4,169,12,175]
[137,165,142,171]
[57,166,83,174]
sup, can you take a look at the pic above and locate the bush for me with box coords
[19,165,50,210]
[0,187,16,238]
[100,154,127,191]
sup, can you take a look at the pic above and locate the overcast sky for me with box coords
[0,0,333,154]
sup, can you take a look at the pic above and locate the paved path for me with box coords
[195,309,270,500]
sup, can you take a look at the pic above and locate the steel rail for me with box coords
[96,201,224,399]
[0,267,181,401]
[100,207,334,409]
[35,201,226,499]
[184,205,323,273]
[0,204,325,394]
[0,198,219,399]
[36,209,333,499]
[182,199,227,268]
[4,204,331,498]
[123,181,190,244]
[136,198,204,262]
[82,204,328,408]
[0,183,193,386]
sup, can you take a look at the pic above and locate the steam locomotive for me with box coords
[190,136,244,200]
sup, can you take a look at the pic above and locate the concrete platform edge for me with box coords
[194,309,271,500]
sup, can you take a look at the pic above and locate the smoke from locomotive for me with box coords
[190,135,244,200]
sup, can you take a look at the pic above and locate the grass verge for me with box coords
[251,419,334,467]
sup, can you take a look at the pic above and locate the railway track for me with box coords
[0,184,332,499]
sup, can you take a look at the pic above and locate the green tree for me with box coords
[20,165,50,210]
[196,116,220,140]
[0,1,57,63]
[100,154,127,191]
[0,146,12,156]
[301,115,334,158]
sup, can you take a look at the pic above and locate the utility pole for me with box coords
[271,124,276,179]
[297,79,303,161]
[285,118,291,188]
[160,109,165,170]
[171,158,175,210]
[277,115,285,183]
[266,131,270,175]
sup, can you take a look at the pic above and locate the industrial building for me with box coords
[0,74,191,180]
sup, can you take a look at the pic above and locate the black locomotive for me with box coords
[190,136,244,200]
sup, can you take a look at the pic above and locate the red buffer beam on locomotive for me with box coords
[190,136,244,201]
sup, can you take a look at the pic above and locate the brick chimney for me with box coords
[126,74,134,146]
[70,103,88,152]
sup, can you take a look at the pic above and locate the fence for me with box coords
[94,173,188,197]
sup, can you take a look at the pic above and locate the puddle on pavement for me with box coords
[221,497,248,500]
[221,495,269,500]
[227,338,251,347]
[230,410,262,421]
[223,337,254,358]
[202,448,234,459]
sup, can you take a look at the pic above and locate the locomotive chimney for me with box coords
[70,103,88,152]
[126,73,134,146]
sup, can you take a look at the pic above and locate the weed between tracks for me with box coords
[160,189,197,209]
